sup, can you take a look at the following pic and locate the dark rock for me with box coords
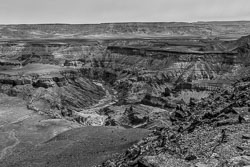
[185,154,197,161]
[126,146,141,160]
[125,106,149,125]
[189,97,198,106]
[137,159,155,167]
[242,135,250,140]
[98,107,115,116]
[105,117,118,126]
[163,87,171,97]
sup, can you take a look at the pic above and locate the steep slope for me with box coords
[1,36,249,120]
[0,126,150,167]
[0,63,106,124]
[0,93,81,163]
[99,75,250,167]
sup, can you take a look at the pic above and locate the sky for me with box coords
[0,0,249,24]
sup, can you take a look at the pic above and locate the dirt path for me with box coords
[0,115,31,129]
[0,130,20,160]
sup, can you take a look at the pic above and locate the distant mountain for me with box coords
[0,21,250,39]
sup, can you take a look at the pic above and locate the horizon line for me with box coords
[1,20,250,25]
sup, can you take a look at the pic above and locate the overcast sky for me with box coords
[0,0,249,24]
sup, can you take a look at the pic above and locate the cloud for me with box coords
[0,0,249,24]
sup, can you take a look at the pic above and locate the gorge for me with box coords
[0,22,250,167]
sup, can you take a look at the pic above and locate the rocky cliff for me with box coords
[98,69,250,167]
[1,35,250,116]
[0,67,106,123]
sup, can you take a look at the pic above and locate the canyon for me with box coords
[0,22,250,166]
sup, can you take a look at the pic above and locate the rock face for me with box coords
[0,68,106,122]
[0,35,250,123]
[98,76,250,167]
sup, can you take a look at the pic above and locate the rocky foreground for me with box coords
[97,77,250,167]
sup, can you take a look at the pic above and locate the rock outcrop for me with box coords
[98,75,250,167]
[0,69,106,122]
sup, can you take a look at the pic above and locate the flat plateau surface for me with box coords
[0,63,64,76]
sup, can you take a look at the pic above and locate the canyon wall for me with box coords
[0,35,250,122]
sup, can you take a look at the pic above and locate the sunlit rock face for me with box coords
[0,35,249,113]
[101,45,240,95]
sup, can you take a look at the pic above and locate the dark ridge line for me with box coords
[107,46,238,55]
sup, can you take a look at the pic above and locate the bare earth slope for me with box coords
[0,93,80,163]
[0,126,150,167]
